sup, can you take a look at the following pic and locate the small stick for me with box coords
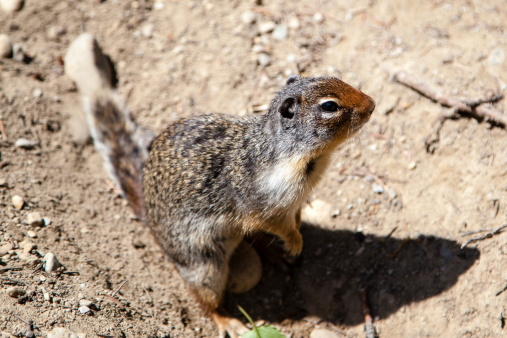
[496,283,507,296]
[111,280,128,297]
[461,229,494,237]
[461,224,507,249]
[393,71,506,126]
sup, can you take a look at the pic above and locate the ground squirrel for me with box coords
[65,33,375,337]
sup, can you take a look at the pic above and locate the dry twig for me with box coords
[461,224,507,249]
[393,71,506,153]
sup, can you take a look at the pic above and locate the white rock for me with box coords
[0,0,24,13]
[272,24,288,41]
[258,21,276,34]
[0,34,12,58]
[257,53,271,67]
[310,328,341,338]
[78,306,91,314]
[26,212,43,226]
[153,1,164,10]
[408,161,417,170]
[26,230,37,238]
[47,26,66,40]
[33,88,43,98]
[288,16,300,29]
[241,10,255,25]
[372,183,384,194]
[11,195,24,210]
[6,286,25,298]
[15,138,38,149]
[301,199,332,225]
[47,328,80,338]
[43,252,61,272]
[312,12,324,23]
[141,23,154,38]
[42,217,52,226]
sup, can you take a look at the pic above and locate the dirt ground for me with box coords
[1,0,506,337]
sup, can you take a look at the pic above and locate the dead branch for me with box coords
[461,224,507,249]
[393,71,506,152]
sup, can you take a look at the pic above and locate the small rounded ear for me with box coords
[279,97,296,119]
[286,75,302,85]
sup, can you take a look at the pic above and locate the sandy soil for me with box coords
[1,0,506,337]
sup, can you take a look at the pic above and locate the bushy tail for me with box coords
[65,33,153,219]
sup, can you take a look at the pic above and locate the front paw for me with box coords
[284,230,303,256]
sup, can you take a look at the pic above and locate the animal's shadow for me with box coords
[225,223,479,326]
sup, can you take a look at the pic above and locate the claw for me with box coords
[212,311,248,338]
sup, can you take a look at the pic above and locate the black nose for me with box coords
[366,97,375,116]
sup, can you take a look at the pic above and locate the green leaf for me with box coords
[242,325,286,338]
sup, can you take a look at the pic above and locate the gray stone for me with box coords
[257,53,271,67]
[43,252,61,272]
[272,24,288,41]
[26,212,43,226]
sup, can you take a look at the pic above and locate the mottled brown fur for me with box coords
[76,48,374,336]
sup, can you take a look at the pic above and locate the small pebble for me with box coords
[42,217,52,226]
[0,178,7,187]
[32,88,43,98]
[153,1,164,10]
[79,299,97,310]
[0,34,12,58]
[15,138,38,149]
[42,287,51,301]
[6,286,26,298]
[288,16,300,29]
[78,306,91,314]
[0,0,24,13]
[47,328,80,338]
[43,252,61,272]
[257,53,271,67]
[310,328,341,338]
[47,26,66,40]
[241,10,255,25]
[258,21,276,34]
[11,43,27,63]
[488,48,505,67]
[408,161,417,170]
[301,199,332,225]
[0,243,13,256]
[141,23,154,38]
[312,12,324,23]
[26,230,37,238]
[19,239,34,253]
[272,24,288,41]
[12,195,24,210]
[26,212,43,226]
[388,188,398,199]
[372,183,384,194]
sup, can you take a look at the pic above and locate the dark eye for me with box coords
[320,101,339,112]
